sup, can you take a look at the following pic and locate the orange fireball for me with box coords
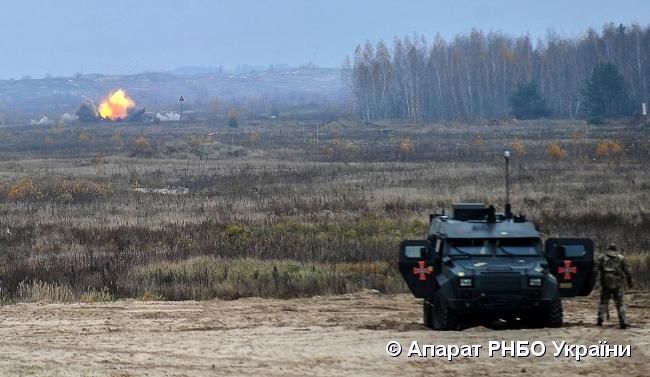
[98,89,135,120]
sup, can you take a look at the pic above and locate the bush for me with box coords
[7,178,38,201]
[227,108,240,128]
[132,136,154,157]
[399,138,414,154]
[512,138,525,155]
[78,132,91,144]
[547,142,567,160]
[595,139,625,158]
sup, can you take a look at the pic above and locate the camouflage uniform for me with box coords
[595,245,633,328]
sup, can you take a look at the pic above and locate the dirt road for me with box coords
[0,291,648,377]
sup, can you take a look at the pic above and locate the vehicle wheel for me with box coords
[432,292,458,331]
[523,314,544,329]
[545,298,563,328]
[423,300,433,328]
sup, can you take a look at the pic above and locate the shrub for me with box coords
[595,139,625,157]
[133,136,154,157]
[399,138,414,154]
[332,139,360,157]
[511,138,525,155]
[471,135,484,147]
[56,179,112,198]
[78,131,91,144]
[227,108,240,128]
[7,178,38,201]
[547,142,567,160]
[111,133,124,148]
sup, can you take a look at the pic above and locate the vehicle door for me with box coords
[545,238,596,297]
[398,240,439,298]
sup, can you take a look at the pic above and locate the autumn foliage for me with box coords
[547,142,568,160]
[0,178,111,202]
[133,136,153,157]
[6,178,38,201]
[399,138,415,154]
[595,139,625,157]
[511,138,525,155]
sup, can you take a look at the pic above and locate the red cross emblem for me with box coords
[558,260,577,280]
[413,261,433,281]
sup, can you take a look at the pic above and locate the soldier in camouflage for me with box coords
[595,244,633,329]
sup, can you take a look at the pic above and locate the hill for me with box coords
[0,67,345,122]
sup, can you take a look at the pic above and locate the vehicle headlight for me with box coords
[459,278,474,287]
[528,278,542,287]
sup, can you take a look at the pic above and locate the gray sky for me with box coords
[1,0,649,79]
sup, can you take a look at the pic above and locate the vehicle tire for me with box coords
[545,298,563,328]
[432,292,458,331]
[423,300,433,328]
[523,314,544,329]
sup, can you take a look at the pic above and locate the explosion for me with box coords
[98,89,135,120]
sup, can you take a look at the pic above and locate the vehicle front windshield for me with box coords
[447,238,541,257]
[496,238,541,256]
[448,239,493,256]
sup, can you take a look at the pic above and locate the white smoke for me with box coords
[155,111,181,122]
[60,113,79,123]
[31,116,53,125]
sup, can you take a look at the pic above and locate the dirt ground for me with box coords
[0,291,648,377]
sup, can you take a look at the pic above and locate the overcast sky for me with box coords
[1,0,649,79]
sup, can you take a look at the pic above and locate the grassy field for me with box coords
[0,118,649,302]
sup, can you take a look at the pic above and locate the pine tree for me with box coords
[509,82,550,119]
[227,108,240,128]
[583,63,631,118]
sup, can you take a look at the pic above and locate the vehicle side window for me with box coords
[562,244,586,258]
[435,238,443,254]
[404,245,426,259]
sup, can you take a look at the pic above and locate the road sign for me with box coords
[179,96,185,121]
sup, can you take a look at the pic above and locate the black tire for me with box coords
[545,298,563,328]
[423,300,433,328]
[524,299,562,329]
[432,292,458,331]
[523,314,543,329]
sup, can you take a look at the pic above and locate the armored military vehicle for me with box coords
[399,203,596,330]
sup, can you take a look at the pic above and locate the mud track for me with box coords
[0,291,648,376]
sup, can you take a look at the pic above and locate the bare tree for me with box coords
[348,23,650,121]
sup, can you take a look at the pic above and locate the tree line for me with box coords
[345,23,650,121]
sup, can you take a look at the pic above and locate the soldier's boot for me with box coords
[617,305,629,329]
[597,303,608,326]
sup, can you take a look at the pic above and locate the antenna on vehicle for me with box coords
[503,150,513,219]
[487,205,496,223]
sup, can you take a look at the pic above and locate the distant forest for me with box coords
[346,23,650,121]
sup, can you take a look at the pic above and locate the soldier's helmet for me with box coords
[607,243,617,251]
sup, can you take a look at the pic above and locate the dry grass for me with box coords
[0,119,649,302]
